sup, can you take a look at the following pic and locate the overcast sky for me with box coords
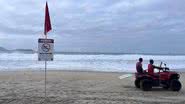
[0,0,185,54]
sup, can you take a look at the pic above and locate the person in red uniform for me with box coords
[136,58,144,73]
[148,59,163,76]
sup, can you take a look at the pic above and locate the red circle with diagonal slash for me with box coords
[41,43,50,52]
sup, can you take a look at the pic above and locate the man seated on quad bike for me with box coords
[148,59,163,76]
[136,58,144,74]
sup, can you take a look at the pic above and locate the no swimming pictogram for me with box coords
[42,43,50,52]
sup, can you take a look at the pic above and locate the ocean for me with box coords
[0,53,185,72]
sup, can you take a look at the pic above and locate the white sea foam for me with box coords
[0,53,185,72]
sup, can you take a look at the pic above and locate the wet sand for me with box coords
[0,70,184,104]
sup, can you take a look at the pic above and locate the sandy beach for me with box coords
[0,70,184,104]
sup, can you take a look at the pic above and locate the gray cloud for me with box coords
[0,0,185,54]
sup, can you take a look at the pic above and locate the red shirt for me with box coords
[148,64,154,75]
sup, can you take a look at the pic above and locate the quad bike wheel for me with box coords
[140,79,152,91]
[162,86,169,89]
[135,79,140,88]
[170,79,182,91]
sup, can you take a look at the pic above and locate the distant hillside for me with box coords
[13,49,35,54]
[0,47,10,52]
[0,47,35,54]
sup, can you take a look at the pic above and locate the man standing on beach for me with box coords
[136,58,144,73]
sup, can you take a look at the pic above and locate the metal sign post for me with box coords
[45,61,47,98]
[42,1,52,100]
[38,38,54,99]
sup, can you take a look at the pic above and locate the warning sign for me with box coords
[38,38,54,61]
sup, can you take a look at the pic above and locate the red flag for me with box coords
[44,2,52,35]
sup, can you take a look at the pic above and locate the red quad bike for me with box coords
[135,63,182,91]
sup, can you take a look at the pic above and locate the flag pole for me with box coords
[45,58,47,99]
[43,1,51,100]
[44,1,47,99]
[44,33,47,99]
[45,31,47,99]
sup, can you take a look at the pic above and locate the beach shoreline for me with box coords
[0,70,184,104]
